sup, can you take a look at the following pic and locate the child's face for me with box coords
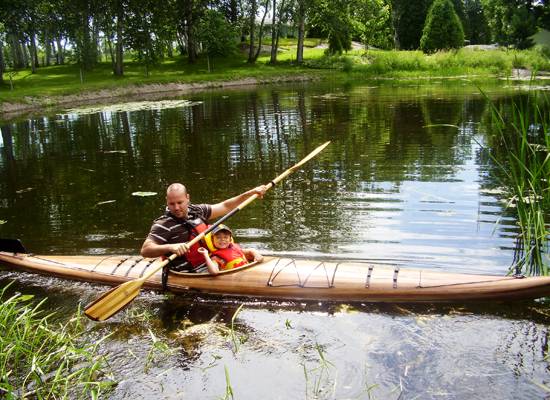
[213,231,232,249]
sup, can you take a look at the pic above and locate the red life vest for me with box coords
[185,218,209,267]
[211,243,248,270]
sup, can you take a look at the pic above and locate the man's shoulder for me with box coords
[188,203,212,220]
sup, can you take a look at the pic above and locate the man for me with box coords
[140,183,267,271]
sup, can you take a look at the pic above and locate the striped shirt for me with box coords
[147,204,212,270]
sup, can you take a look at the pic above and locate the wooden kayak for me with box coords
[1,250,550,302]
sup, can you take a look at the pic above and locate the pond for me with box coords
[1,79,549,399]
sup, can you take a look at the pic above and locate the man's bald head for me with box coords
[166,183,187,197]
[166,183,190,219]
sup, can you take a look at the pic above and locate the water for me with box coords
[1,79,549,398]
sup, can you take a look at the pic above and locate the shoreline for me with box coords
[1,68,545,121]
[0,75,320,121]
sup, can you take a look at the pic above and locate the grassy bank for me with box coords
[1,45,549,107]
[0,283,113,398]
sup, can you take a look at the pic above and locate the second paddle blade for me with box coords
[84,279,144,321]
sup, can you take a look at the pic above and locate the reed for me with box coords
[302,343,335,399]
[229,304,246,354]
[484,90,550,275]
[0,283,113,399]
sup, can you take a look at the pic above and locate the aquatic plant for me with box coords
[221,365,234,400]
[0,282,114,399]
[302,343,335,399]
[144,328,174,373]
[483,90,550,275]
[229,304,247,354]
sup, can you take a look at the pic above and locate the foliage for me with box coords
[196,9,238,59]
[351,0,393,50]
[390,0,432,50]
[463,0,491,44]
[482,92,550,275]
[309,0,352,54]
[0,283,114,398]
[481,0,537,48]
[420,0,465,53]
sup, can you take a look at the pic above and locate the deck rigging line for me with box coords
[268,258,338,288]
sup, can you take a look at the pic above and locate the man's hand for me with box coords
[170,242,190,256]
[252,184,268,199]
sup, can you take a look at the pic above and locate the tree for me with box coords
[0,24,4,84]
[391,0,432,50]
[310,0,352,54]
[420,0,464,53]
[294,0,310,64]
[269,0,291,63]
[196,9,237,71]
[482,0,537,48]
[351,0,393,50]
[463,0,490,44]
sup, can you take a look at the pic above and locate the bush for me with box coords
[420,0,465,53]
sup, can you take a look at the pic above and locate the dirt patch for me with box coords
[0,75,319,121]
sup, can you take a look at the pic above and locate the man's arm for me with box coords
[209,185,268,220]
[140,238,189,258]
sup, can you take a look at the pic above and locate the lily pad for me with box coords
[16,187,35,194]
[0,220,6,225]
[96,200,117,206]
[132,191,157,197]
[60,100,202,116]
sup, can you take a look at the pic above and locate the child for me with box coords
[197,224,263,275]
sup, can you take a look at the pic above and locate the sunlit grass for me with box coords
[0,282,114,398]
[1,43,549,105]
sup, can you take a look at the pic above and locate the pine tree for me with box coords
[420,0,464,53]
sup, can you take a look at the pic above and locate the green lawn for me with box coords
[1,44,549,105]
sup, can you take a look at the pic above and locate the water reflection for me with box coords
[0,82,534,272]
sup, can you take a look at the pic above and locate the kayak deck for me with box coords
[1,252,550,302]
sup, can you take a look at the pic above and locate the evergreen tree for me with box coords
[420,0,464,53]
[391,0,432,50]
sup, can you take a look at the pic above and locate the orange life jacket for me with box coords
[211,243,248,270]
[185,218,209,267]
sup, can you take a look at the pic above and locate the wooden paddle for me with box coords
[84,141,331,321]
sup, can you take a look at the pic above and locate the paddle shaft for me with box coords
[140,141,331,282]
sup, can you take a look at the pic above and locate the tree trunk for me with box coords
[21,41,29,68]
[57,37,65,64]
[296,1,306,64]
[247,0,257,63]
[30,32,38,72]
[270,0,277,63]
[186,1,197,63]
[44,32,51,66]
[0,39,4,84]
[253,0,270,61]
[114,0,124,76]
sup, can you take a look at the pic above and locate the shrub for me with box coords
[420,0,465,53]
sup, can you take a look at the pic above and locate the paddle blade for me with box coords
[84,279,144,321]
[0,238,27,253]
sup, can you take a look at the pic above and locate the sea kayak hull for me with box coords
[1,252,549,302]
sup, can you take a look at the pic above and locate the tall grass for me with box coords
[0,283,113,399]
[484,90,550,276]
[304,48,550,77]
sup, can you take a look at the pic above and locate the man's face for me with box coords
[213,231,232,249]
[166,190,190,219]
